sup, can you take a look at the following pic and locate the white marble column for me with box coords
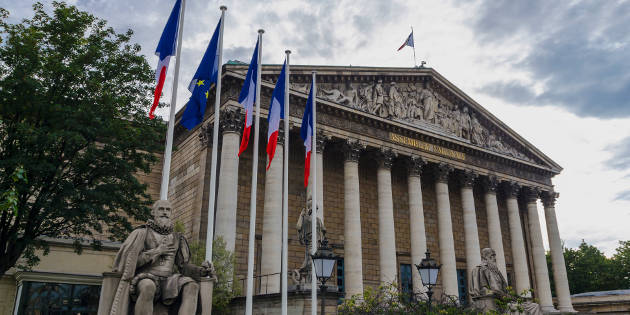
[483,176,507,279]
[524,188,556,312]
[407,156,428,295]
[541,191,575,312]
[459,170,481,286]
[376,148,398,284]
[504,182,531,294]
[260,129,284,294]
[434,163,458,298]
[214,108,243,254]
[342,140,364,297]
[307,132,327,222]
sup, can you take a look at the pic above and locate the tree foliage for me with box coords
[547,240,630,295]
[0,2,165,275]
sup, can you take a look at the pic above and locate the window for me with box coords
[17,281,100,315]
[400,264,413,298]
[456,269,468,305]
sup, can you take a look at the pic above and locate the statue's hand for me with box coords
[156,241,177,256]
[200,260,215,277]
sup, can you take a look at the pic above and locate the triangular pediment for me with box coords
[224,64,561,173]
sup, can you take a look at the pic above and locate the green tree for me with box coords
[548,240,619,295]
[611,240,630,288]
[0,2,165,275]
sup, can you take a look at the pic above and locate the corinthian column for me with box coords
[524,187,556,312]
[214,108,243,254]
[482,176,507,279]
[503,182,530,294]
[458,170,481,285]
[375,148,398,284]
[434,163,458,298]
[406,156,428,295]
[541,191,575,312]
[342,140,364,297]
[260,129,284,294]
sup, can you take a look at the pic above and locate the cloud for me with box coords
[614,190,630,201]
[605,135,630,171]
[470,0,630,119]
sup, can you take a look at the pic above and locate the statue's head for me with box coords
[481,248,497,265]
[152,200,173,228]
[305,195,319,216]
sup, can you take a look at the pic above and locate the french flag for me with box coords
[266,61,287,169]
[150,0,182,119]
[300,81,314,187]
[397,31,414,51]
[237,40,259,156]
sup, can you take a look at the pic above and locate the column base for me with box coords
[557,306,577,313]
[541,306,560,314]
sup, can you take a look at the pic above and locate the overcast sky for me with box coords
[4,0,630,255]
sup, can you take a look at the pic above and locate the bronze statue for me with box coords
[108,200,214,315]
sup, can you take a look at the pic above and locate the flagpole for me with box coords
[281,49,291,315]
[245,29,264,315]
[160,0,186,200]
[204,5,226,263]
[411,26,417,68]
[310,70,318,315]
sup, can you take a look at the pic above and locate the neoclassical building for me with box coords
[165,63,575,312]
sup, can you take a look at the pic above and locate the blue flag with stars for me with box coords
[180,17,222,130]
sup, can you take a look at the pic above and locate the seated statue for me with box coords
[108,200,214,315]
[470,248,542,315]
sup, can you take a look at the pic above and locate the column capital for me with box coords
[315,130,330,153]
[540,190,559,208]
[522,186,540,203]
[220,107,243,134]
[502,181,521,198]
[374,147,396,170]
[341,139,364,163]
[406,155,426,177]
[456,169,478,188]
[434,162,453,183]
[481,175,500,194]
[198,122,213,148]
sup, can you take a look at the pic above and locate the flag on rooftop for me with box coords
[180,17,222,130]
[237,40,259,156]
[397,31,414,51]
[149,0,182,119]
[266,61,287,169]
[300,81,314,187]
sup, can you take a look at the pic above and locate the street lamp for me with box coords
[311,238,337,315]
[415,251,441,313]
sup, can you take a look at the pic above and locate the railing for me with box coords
[230,272,282,297]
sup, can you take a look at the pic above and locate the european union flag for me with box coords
[180,17,222,130]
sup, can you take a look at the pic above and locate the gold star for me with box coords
[196,80,205,86]
[205,91,209,99]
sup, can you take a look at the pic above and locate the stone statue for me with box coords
[470,248,542,315]
[470,113,485,145]
[388,82,405,118]
[406,86,423,120]
[460,106,472,140]
[421,89,438,124]
[293,196,327,286]
[107,200,215,315]
[359,83,373,112]
[372,80,387,118]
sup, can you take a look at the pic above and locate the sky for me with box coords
[3,0,630,256]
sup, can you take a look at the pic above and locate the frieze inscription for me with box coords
[390,132,466,161]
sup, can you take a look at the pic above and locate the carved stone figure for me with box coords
[372,80,387,118]
[108,200,215,315]
[293,196,327,285]
[321,82,357,108]
[460,106,472,140]
[470,248,542,315]
[406,86,423,120]
[359,83,373,112]
[388,82,405,118]
[421,89,438,124]
[471,113,485,145]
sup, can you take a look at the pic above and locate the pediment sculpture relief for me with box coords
[292,80,533,163]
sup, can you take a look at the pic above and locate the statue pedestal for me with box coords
[472,296,498,313]
[199,277,215,315]
[229,287,343,314]
[97,272,121,315]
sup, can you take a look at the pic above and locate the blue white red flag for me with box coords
[397,31,414,51]
[266,61,287,169]
[150,0,182,119]
[300,81,314,187]
[180,17,222,130]
[237,40,259,156]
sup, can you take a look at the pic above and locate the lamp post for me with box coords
[311,238,337,315]
[415,251,441,313]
